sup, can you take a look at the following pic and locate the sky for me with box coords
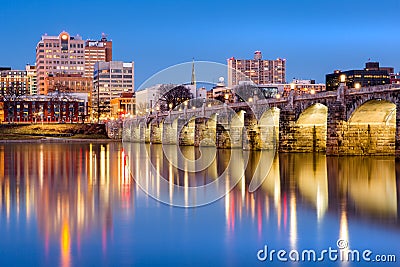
[1,0,399,88]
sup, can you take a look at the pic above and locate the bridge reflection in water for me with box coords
[0,143,399,266]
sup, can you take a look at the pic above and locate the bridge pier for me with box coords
[179,118,195,146]
[129,122,142,142]
[216,123,231,148]
[150,121,163,144]
[243,112,261,150]
[326,101,346,156]
[163,119,178,144]
[145,123,151,143]
[278,109,296,152]
[194,117,216,146]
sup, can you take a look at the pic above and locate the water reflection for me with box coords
[0,143,399,266]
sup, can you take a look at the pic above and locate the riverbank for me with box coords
[0,123,111,141]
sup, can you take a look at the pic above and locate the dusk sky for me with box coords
[1,0,399,87]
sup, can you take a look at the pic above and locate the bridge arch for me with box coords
[259,107,280,150]
[194,113,217,147]
[343,99,396,155]
[295,103,328,152]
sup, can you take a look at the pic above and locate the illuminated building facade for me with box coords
[110,93,135,119]
[84,34,112,78]
[44,73,92,94]
[3,94,88,123]
[0,69,29,97]
[25,64,37,95]
[227,51,286,87]
[36,32,85,95]
[93,61,134,119]
[326,62,391,91]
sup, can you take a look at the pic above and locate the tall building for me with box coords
[0,69,29,97]
[84,34,112,78]
[227,51,286,87]
[92,61,134,119]
[326,62,391,91]
[25,64,37,95]
[36,31,85,94]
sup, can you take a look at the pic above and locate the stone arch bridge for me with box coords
[120,84,400,156]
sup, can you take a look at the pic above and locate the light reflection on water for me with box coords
[0,143,399,267]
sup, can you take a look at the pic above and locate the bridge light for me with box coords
[340,74,346,83]
[355,83,361,89]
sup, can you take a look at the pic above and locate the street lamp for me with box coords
[355,83,361,89]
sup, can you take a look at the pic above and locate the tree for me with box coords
[156,84,193,111]
[233,83,276,102]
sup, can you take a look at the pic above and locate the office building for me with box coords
[93,61,134,119]
[36,31,85,94]
[326,62,391,91]
[85,34,112,78]
[227,51,286,87]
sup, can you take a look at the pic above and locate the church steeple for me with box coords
[191,58,196,88]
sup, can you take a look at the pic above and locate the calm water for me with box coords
[0,143,399,267]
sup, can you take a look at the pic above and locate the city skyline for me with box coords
[1,0,399,88]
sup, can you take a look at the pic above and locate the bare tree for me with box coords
[233,83,276,102]
[156,84,193,111]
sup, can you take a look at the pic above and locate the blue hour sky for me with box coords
[1,0,399,87]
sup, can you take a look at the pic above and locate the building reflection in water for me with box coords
[0,143,133,265]
[0,143,399,265]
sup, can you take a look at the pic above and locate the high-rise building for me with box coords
[84,34,112,78]
[227,51,286,87]
[326,62,391,91]
[36,31,85,94]
[92,61,134,119]
[0,69,29,97]
[25,64,37,95]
